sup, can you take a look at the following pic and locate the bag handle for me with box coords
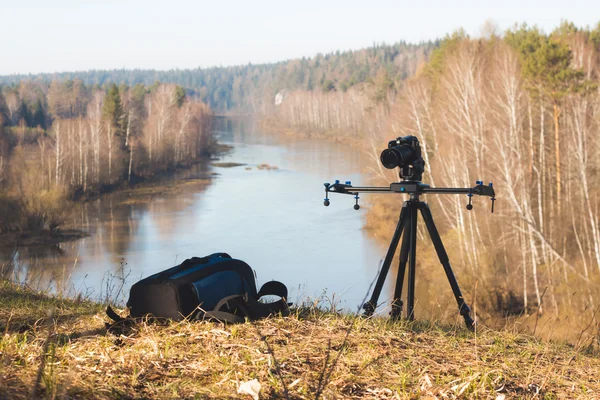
[251,280,290,318]
[257,280,288,300]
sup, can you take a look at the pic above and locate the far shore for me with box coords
[1,164,220,249]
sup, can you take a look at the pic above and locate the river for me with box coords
[1,118,398,312]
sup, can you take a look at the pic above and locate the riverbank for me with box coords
[0,174,217,248]
[0,230,88,248]
[67,140,232,203]
[1,279,599,399]
[0,142,232,249]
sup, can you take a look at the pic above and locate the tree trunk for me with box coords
[527,100,534,176]
[125,110,131,147]
[553,102,561,210]
[128,141,134,184]
[107,122,113,182]
[55,122,61,187]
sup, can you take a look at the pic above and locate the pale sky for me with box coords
[0,0,598,75]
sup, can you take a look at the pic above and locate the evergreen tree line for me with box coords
[268,21,600,326]
[0,81,212,234]
[0,41,435,113]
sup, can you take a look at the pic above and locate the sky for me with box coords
[0,0,599,75]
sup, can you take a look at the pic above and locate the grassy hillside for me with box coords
[1,280,599,399]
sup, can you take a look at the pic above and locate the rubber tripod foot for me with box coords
[464,315,476,331]
[362,302,375,317]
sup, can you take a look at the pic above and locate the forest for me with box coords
[0,41,435,113]
[0,81,212,235]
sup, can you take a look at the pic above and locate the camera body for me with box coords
[380,135,425,181]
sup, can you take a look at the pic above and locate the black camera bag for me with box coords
[116,253,288,323]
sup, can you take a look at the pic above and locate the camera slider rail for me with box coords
[323,180,496,213]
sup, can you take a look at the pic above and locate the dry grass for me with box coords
[1,280,599,399]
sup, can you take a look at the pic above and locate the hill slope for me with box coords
[1,280,599,399]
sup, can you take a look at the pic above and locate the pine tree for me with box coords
[18,101,32,127]
[103,83,125,181]
[30,99,45,129]
[174,86,186,107]
[103,83,124,136]
[371,69,394,103]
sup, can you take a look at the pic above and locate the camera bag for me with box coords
[110,253,289,323]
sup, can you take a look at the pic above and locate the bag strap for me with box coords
[105,305,138,333]
[257,280,288,300]
[203,281,290,323]
[202,294,249,323]
[106,305,125,323]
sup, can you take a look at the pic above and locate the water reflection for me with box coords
[1,118,391,310]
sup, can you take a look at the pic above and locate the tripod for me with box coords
[323,179,495,329]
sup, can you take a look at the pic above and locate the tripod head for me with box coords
[323,180,496,213]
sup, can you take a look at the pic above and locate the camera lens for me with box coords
[380,148,402,169]
[380,146,416,169]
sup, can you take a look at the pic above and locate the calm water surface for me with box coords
[3,119,397,311]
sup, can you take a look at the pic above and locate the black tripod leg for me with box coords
[419,203,475,329]
[390,214,411,319]
[363,204,410,316]
[406,202,419,320]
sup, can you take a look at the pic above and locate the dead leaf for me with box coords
[238,378,261,400]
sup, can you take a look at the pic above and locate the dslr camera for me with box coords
[380,135,425,181]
